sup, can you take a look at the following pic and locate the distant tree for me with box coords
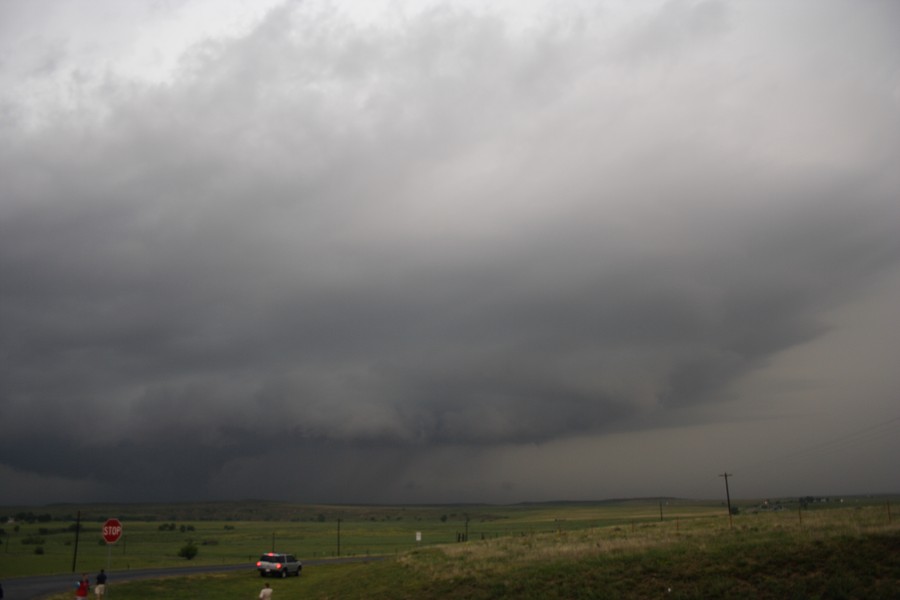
[178,541,198,560]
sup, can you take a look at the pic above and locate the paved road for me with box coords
[2,556,384,600]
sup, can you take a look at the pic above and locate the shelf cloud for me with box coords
[2,0,899,504]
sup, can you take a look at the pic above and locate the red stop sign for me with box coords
[102,518,123,544]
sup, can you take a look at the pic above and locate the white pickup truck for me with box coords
[256,552,302,577]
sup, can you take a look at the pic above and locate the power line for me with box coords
[736,415,900,476]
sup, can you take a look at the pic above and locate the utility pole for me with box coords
[719,473,734,529]
[337,518,342,557]
[464,513,469,542]
[71,511,81,572]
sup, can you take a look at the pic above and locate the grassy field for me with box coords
[0,498,722,578]
[4,497,898,599]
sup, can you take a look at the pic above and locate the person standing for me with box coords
[75,574,90,599]
[258,582,273,599]
[94,569,107,599]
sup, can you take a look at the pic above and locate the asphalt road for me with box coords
[2,557,384,600]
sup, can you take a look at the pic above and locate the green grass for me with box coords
[37,507,900,599]
[11,498,898,599]
[0,499,724,578]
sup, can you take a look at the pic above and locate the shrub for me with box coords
[178,541,199,560]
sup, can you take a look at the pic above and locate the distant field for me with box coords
[16,496,898,600]
[0,498,729,578]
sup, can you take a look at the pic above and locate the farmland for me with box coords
[3,496,898,598]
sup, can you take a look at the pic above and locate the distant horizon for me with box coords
[4,492,899,513]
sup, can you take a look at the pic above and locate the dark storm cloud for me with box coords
[2,0,899,503]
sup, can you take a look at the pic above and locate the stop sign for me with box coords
[102,518,123,544]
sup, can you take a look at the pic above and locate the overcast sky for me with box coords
[2,0,899,506]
